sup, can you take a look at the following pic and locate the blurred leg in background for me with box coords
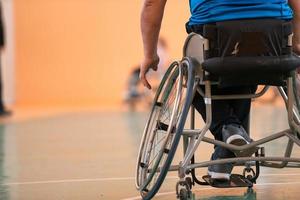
[0,3,11,117]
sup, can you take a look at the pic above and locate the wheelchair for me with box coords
[135,19,300,200]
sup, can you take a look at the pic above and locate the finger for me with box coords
[141,75,152,89]
[152,65,158,71]
[139,70,152,89]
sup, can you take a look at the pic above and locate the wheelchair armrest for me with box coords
[202,54,300,76]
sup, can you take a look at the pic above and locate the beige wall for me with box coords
[14,0,189,107]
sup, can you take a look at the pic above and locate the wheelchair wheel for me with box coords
[135,58,195,200]
[135,61,179,190]
[293,69,300,112]
[292,68,300,137]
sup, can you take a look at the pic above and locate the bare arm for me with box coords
[289,0,300,54]
[140,0,167,89]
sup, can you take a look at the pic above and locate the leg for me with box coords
[192,85,254,141]
[230,85,258,132]
[0,58,10,116]
[192,86,251,180]
[0,60,4,111]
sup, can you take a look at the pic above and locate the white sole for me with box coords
[208,170,230,180]
[226,134,249,145]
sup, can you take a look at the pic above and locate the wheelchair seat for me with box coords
[202,54,300,76]
[202,54,300,86]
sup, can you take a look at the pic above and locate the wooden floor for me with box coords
[0,105,299,200]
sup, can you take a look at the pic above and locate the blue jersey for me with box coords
[189,0,293,25]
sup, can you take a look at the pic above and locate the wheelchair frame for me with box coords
[136,32,300,200]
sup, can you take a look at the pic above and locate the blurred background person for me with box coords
[123,37,170,110]
[0,2,11,116]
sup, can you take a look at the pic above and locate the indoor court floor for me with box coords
[0,105,300,200]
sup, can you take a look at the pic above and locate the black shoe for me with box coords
[222,124,256,157]
[222,124,252,146]
[207,146,235,181]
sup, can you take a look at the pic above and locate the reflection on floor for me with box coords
[0,105,299,199]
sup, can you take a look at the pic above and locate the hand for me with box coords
[293,33,300,55]
[293,42,300,55]
[140,55,160,89]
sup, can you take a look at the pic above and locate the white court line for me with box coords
[122,181,300,200]
[2,177,136,186]
[2,173,300,186]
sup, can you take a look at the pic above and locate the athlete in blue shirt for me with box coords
[140,0,300,180]
[189,0,293,25]
[140,0,300,88]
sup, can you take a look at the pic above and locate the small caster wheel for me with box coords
[243,167,256,182]
[246,175,253,180]
[185,177,193,190]
[178,188,195,200]
[247,187,254,193]
[179,188,188,200]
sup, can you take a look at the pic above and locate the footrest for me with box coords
[202,174,253,188]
